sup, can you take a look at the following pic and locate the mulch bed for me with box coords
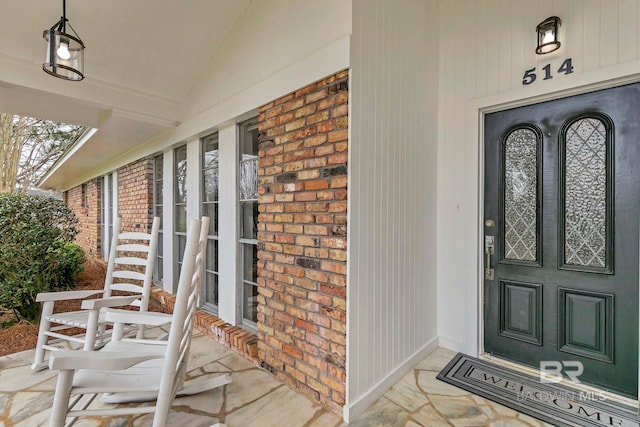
[0,259,108,357]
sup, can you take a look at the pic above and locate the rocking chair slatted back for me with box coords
[162,217,209,404]
[48,218,214,427]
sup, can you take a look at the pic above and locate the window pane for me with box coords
[202,133,219,155]
[240,201,258,240]
[202,202,218,236]
[504,128,538,261]
[205,272,218,306]
[175,146,187,202]
[243,244,258,283]
[240,158,258,200]
[175,175,187,203]
[564,118,608,268]
[243,282,258,323]
[240,122,259,156]
[207,239,218,272]
[154,205,163,228]
[154,184,163,203]
[157,232,163,256]
[177,234,187,259]
[203,169,219,202]
[154,155,163,180]
[175,205,187,233]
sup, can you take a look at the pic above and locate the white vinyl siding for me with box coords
[347,0,438,420]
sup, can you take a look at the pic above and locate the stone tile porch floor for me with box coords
[0,330,554,427]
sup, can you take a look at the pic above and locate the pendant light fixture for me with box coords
[43,0,85,81]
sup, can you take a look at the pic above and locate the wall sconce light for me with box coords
[536,16,561,55]
[43,0,85,81]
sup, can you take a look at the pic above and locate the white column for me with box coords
[218,123,239,324]
[163,149,174,293]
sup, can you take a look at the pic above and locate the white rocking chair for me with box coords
[48,217,231,427]
[32,217,161,371]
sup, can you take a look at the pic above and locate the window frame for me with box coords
[238,117,260,330]
[173,145,188,292]
[153,154,164,285]
[200,132,220,315]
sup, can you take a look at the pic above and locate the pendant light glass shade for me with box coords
[42,0,85,81]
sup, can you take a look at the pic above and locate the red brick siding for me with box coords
[65,178,101,258]
[257,70,348,415]
[117,158,154,233]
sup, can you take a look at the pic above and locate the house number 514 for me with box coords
[522,58,574,85]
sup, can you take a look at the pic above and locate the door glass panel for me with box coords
[564,118,607,268]
[504,128,538,261]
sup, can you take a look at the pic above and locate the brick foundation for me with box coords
[256,70,348,414]
[150,287,258,362]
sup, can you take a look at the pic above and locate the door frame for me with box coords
[467,62,640,401]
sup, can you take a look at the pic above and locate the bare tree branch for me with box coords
[0,113,85,193]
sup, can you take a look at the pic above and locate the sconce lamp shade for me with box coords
[43,28,85,81]
[536,16,561,55]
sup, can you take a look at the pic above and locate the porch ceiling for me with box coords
[0,0,249,189]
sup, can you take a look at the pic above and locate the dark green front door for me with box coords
[484,84,640,397]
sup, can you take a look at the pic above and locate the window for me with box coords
[81,183,88,208]
[201,133,220,313]
[238,118,259,328]
[100,173,116,260]
[174,145,187,291]
[153,154,164,284]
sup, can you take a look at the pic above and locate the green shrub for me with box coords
[55,243,86,289]
[0,194,83,323]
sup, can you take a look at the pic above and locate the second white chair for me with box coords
[32,217,160,371]
[48,217,231,427]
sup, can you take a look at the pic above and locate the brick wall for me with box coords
[66,157,154,259]
[256,70,348,415]
[118,158,154,233]
[65,178,101,258]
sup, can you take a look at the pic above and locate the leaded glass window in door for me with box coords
[503,127,540,263]
[561,116,612,271]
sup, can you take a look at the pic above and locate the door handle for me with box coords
[485,236,495,280]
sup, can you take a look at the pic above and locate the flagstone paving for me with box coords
[0,332,555,426]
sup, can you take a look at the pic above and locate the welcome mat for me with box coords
[437,353,639,427]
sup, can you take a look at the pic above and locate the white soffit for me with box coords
[0,0,249,103]
[0,0,249,189]
[40,110,176,190]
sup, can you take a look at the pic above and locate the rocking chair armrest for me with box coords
[49,350,163,371]
[104,309,172,327]
[36,289,103,303]
[80,295,140,310]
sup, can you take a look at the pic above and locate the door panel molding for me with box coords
[558,287,614,363]
[499,280,543,345]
